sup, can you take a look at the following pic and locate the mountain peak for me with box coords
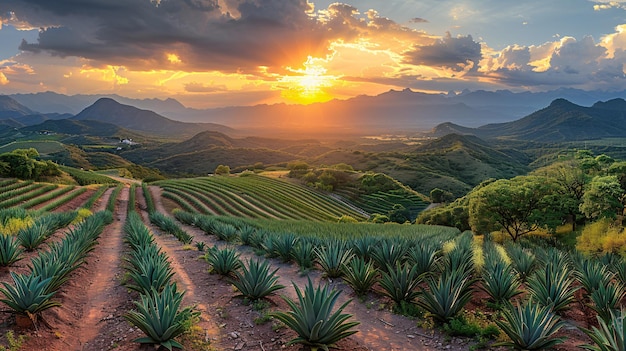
[592,98,626,110]
[0,95,35,118]
[548,98,576,108]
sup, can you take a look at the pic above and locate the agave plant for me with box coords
[205,246,241,276]
[270,278,359,351]
[292,240,315,271]
[506,244,537,283]
[417,267,475,324]
[379,263,422,305]
[126,255,175,295]
[480,259,522,305]
[580,308,626,351]
[443,246,474,276]
[350,236,376,262]
[239,225,257,246]
[608,259,626,287]
[17,222,51,251]
[575,258,614,294]
[0,234,23,267]
[0,272,61,317]
[229,258,284,300]
[28,254,75,294]
[406,243,439,278]
[315,243,353,279]
[526,261,578,313]
[341,256,379,297]
[124,283,199,351]
[494,302,566,350]
[589,282,625,324]
[272,233,298,263]
[370,240,407,273]
[213,222,238,242]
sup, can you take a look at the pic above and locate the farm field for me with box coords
[0,175,614,351]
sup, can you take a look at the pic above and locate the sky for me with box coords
[1,0,626,109]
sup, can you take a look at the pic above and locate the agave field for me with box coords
[0,173,624,351]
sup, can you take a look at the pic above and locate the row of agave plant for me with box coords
[176,211,626,350]
[202,241,360,350]
[0,210,112,327]
[0,210,78,268]
[122,212,199,351]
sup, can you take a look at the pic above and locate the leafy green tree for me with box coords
[388,204,410,224]
[535,160,589,230]
[608,161,626,192]
[580,175,624,220]
[469,176,563,242]
[214,164,230,176]
[430,188,454,203]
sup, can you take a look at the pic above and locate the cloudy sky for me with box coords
[1,0,626,108]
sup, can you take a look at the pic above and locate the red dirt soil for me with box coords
[0,185,595,351]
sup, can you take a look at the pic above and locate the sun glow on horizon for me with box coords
[280,56,338,104]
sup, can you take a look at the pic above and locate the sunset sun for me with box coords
[281,57,337,105]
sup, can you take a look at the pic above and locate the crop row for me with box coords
[122,212,198,349]
[155,174,367,221]
[175,211,626,349]
[0,184,58,209]
[0,211,111,328]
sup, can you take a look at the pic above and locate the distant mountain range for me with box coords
[7,88,626,135]
[0,96,234,138]
[2,88,626,140]
[432,98,626,142]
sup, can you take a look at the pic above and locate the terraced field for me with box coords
[154,174,369,221]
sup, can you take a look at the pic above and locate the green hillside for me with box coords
[0,140,65,155]
[154,173,369,221]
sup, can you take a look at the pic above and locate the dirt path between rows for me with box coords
[147,186,469,351]
[0,185,590,351]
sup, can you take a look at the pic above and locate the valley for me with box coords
[0,90,625,351]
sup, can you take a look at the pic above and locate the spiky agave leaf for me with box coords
[580,308,626,351]
[379,263,422,305]
[494,302,566,350]
[589,282,625,325]
[314,243,353,279]
[526,262,578,313]
[341,256,379,296]
[270,278,359,350]
[124,283,199,351]
[417,267,475,324]
[0,234,23,267]
[370,240,407,273]
[575,258,614,294]
[205,246,241,276]
[0,272,61,315]
[292,240,315,271]
[480,260,522,304]
[228,258,284,300]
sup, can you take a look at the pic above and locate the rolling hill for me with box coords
[432,98,626,142]
[72,98,236,138]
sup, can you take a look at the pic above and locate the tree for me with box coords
[536,160,589,230]
[469,176,563,242]
[430,188,454,203]
[579,175,624,220]
[388,204,410,224]
[214,164,230,175]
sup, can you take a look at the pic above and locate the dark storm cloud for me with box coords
[2,0,332,72]
[403,33,482,71]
